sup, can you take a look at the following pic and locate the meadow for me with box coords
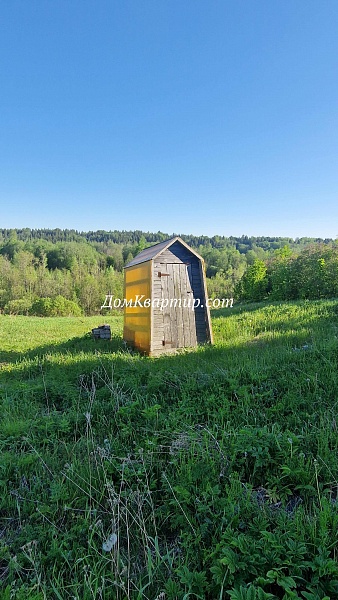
[1,301,338,599]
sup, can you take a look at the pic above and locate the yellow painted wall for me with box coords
[123,261,151,354]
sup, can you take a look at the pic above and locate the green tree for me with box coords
[136,235,147,254]
[236,259,268,301]
[268,246,296,300]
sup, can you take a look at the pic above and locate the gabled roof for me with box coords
[124,236,204,268]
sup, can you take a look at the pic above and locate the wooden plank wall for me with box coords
[150,242,210,354]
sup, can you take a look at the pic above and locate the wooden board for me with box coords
[160,262,197,349]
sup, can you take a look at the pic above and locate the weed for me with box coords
[1,302,338,598]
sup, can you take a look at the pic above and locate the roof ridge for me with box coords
[125,235,198,268]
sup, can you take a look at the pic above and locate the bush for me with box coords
[30,295,82,317]
[236,260,268,301]
[4,298,33,315]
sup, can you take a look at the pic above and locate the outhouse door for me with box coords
[158,262,197,349]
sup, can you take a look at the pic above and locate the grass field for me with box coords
[1,301,338,599]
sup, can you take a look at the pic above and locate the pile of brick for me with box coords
[91,324,111,340]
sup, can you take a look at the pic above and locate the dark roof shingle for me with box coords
[124,236,203,267]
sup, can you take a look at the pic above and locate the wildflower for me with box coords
[102,533,117,552]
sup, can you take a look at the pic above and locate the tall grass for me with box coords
[1,301,338,599]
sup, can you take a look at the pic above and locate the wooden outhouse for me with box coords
[123,236,213,356]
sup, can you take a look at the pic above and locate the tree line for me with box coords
[0,228,332,250]
[237,244,338,301]
[0,229,337,315]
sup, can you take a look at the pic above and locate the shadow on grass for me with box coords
[1,311,338,598]
[3,298,337,365]
[1,299,337,405]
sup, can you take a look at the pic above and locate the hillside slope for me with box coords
[1,301,338,598]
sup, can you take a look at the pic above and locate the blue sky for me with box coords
[1,0,338,238]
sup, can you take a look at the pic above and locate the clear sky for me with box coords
[1,0,338,238]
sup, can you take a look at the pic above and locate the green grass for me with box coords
[1,301,338,599]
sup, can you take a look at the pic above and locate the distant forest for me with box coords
[0,227,333,250]
[0,228,337,315]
